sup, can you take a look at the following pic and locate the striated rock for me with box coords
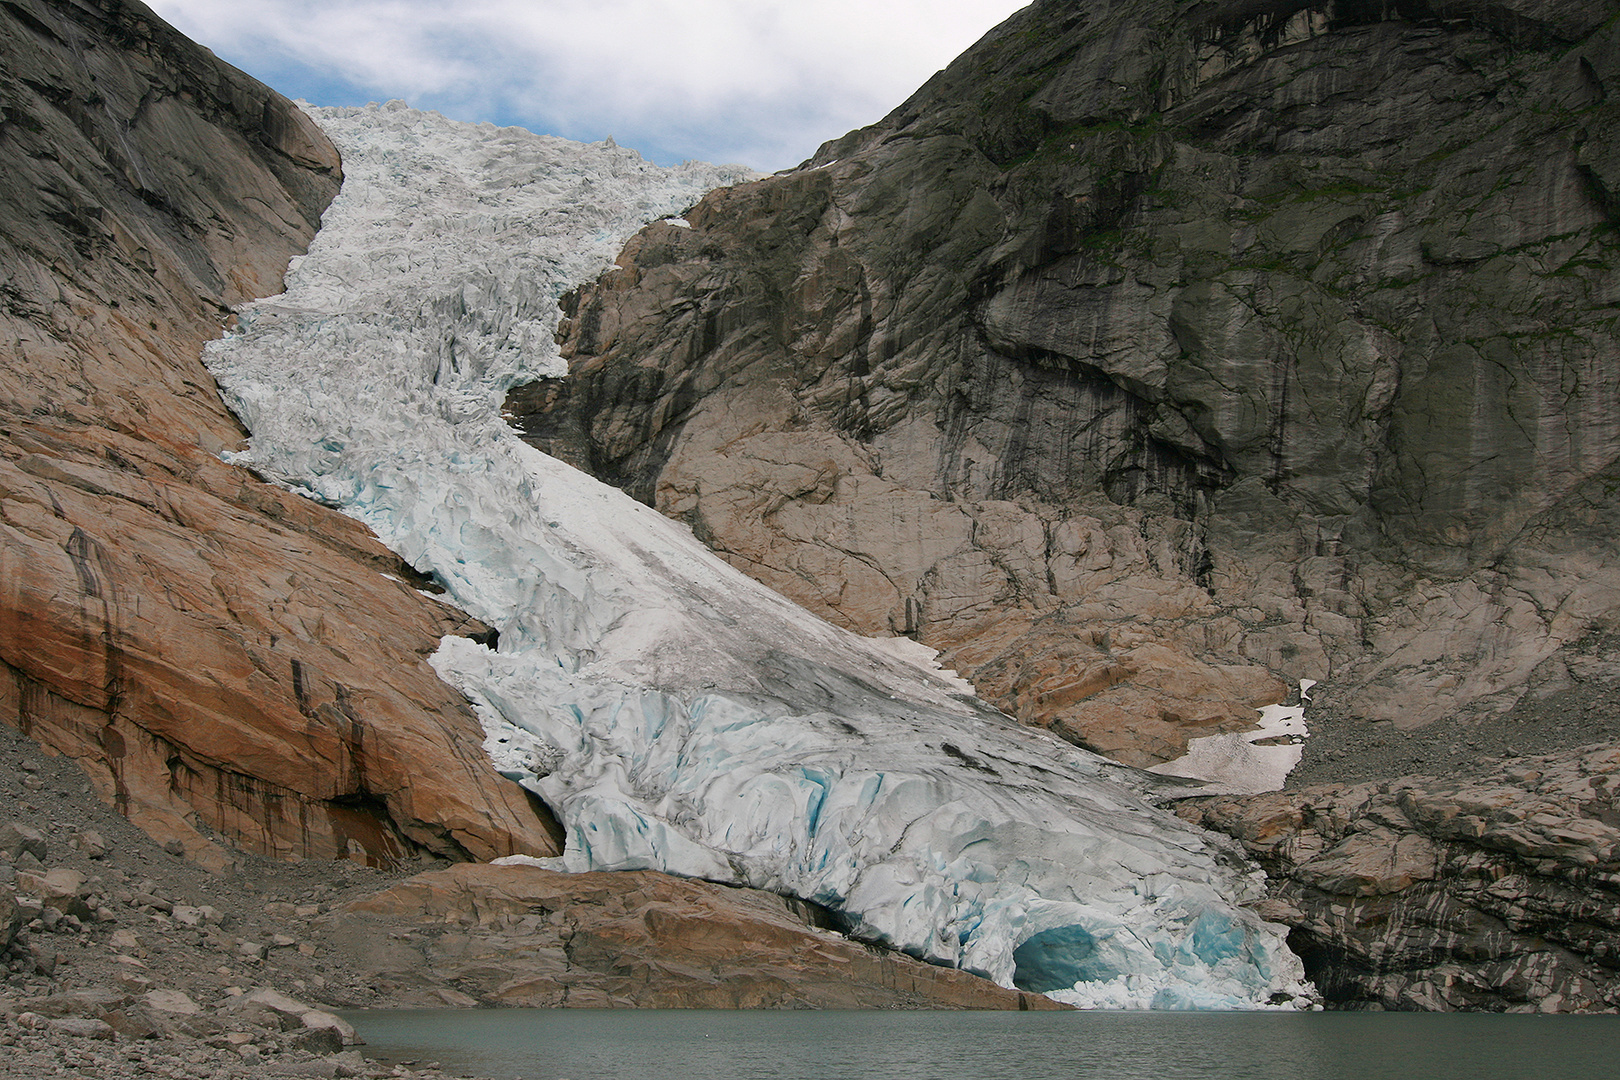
[533,0,1620,765]
[1182,744,1620,1011]
[0,0,560,865]
[342,862,1066,1010]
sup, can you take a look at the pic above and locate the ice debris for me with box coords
[203,101,1309,1008]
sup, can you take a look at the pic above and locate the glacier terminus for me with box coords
[202,101,1311,1009]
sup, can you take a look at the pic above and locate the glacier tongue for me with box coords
[204,101,1309,1009]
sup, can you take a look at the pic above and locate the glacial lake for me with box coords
[343,1008,1620,1080]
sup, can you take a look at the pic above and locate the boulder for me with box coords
[0,823,46,863]
[0,884,19,951]
[22,988,129,1018]
[218,987,361,1042]
[15,868,91,920]
[142,988,201,1016]
[48,1017,115,1040]
[300,1008,360,1045]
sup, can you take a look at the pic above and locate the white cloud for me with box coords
[147,0,1029,169]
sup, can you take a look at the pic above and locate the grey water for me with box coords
[343,1008,1620,1080]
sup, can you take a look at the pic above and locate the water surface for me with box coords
[344,1007,1620,1080]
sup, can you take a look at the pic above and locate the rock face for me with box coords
[0,720,1063,1038]
[1184,743,1620,1012]
[529,0,1620,768]
[0,0,560,867]
[344,863,1064,1010]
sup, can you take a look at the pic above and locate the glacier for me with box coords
[203,100,1310,1009]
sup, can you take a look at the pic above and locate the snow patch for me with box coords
[862,635,977,697]
[1148,680,1315,795]
[490,854,569,870]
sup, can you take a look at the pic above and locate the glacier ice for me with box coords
[204,100,1309,1008]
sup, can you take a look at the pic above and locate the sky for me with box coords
[145,1,1030,172]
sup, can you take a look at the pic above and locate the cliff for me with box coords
[0,2,1073,1014]
[0,0,561,869]
[527,0,1620,1008]
[535,0,1620,770]
[9,0,1620,1012]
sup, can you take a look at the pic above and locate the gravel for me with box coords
[1289,630,1620,789]
[0,722,492,1080]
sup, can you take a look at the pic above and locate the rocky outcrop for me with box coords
[1183,742,1620,1011]
[343,863,1064,1010]
[0,0,560,867]
[527,0,1620,767]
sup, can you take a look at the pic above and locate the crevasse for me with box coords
[203,101,1310,1009]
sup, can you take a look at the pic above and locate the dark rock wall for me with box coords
[1185,742,1620,1011]
[0,0,561,869]
[532,0,1620,762]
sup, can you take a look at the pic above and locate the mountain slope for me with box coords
[0,0,1075,1014]
[523,0,1620,1008]
[532,0,1620,765]
[0,0,559,868]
